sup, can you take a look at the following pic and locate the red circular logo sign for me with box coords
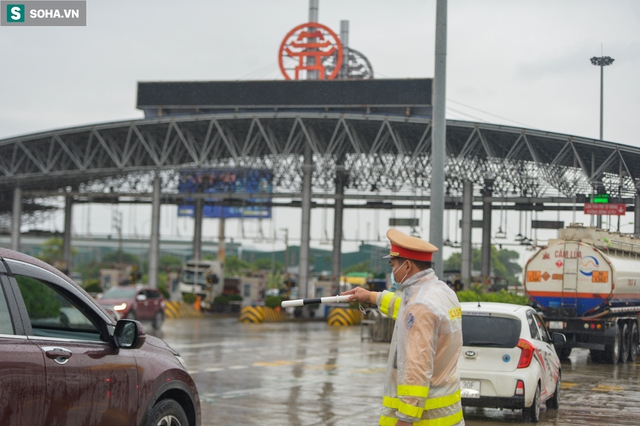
[279,22,343,80]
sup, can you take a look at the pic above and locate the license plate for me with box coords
[548,321,564,329]
[460,380,481,398]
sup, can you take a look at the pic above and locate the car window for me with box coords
[15,275,102,342]
[0,285,14,335]
[462,314,521,348]
[102,287,137,299]
[532,313,551,343]
[526,311,542,340]
[146,290,160,299]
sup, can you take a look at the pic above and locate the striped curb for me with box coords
[239,306,287,323]
[165,301,205,319]
[327,307,362,326]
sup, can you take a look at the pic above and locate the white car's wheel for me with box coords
[523,383,541,422]
[546,373,560,410]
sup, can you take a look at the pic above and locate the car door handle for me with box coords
[43,346,73,365]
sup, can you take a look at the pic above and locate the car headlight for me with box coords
[175,355,187,369]
[114,303,128,311]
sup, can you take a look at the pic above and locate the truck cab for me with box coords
[178,260,223,299]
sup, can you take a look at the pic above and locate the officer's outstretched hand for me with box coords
[341,286,375,304]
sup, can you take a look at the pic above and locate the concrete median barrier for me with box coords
[327,307,362,326]
[165,301,204,319]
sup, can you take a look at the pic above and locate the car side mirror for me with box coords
[113,319,146,349]
[552,332,566,346]
[136,294,147,301]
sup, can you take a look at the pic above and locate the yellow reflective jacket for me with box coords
[376,269,464,426]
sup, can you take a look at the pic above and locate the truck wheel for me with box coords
[620,322,630,363]
[603,324,621,364]
[558,347,572,359]
[629,322,639,362]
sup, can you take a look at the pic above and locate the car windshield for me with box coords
[102,287,137,299]
[182,270,206,285]
[462,314,521,348]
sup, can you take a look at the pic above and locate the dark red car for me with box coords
[0,248,200,426]
[97,285,166,329]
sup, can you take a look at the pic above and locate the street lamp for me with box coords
[590,56,614,141]
[590,55,614,229]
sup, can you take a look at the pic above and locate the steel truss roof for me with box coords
[1,113,639,204]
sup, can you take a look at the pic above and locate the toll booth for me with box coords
[240,273,267,306]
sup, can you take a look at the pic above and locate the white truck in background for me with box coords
[178,259,223,309]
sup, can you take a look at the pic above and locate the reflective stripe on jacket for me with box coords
[376,269,464,426]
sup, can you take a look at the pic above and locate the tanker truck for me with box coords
[524,223,640,364]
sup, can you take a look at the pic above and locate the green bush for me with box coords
[213,295,229,305]
[83,280,102,294]
[227,294,243,302]
[157,282,171,300]
[264,295,282,308]
[182,293,197,304]
[456,289,530,306]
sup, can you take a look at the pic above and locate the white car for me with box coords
[458,302,565,422]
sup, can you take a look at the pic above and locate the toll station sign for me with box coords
[279,22,343,80]
[583,203,626,216]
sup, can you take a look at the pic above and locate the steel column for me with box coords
[193,198,203,260]
[430,0,447,276]
[461,180,473,289]
[299,146,313,300]
[339,21,349,79]
[307,0,319,80]
[11,186,22,252]
[635,193,640,235]
[332,166,345,292]
[481,180,493,278]
[148,174,161,288]
[63,195,73,274]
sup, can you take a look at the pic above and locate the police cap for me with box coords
[383,228,439,262]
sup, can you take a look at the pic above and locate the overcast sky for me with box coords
[2,0,639,263]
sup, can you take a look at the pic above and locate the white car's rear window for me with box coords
[462,314,521,348]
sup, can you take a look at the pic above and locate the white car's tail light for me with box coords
[517,339,534,368]
[515,379,525,396]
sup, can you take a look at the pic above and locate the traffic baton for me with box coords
[281,295,351,308]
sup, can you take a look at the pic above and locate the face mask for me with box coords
[390,261,408,292]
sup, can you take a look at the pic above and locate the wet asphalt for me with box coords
[153,317,640,426]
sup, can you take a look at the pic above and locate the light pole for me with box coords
[590,55,614,229]
[590,55,614,141]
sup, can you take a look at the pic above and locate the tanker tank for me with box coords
[524,223,640,364]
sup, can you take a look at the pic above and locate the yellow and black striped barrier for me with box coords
[165,301,205,320]
[327,307,362,326]
[239,306,287,323]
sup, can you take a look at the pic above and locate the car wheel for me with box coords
[152,311,164,330]
[629,321,639,363]
[146,399,188,426]
[523,383,541,422]
[126,310,137,320]
[603,323,620,364]
[620,322,630,363]
[546,373,560,410]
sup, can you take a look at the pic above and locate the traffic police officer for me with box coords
[343,229,464,426]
